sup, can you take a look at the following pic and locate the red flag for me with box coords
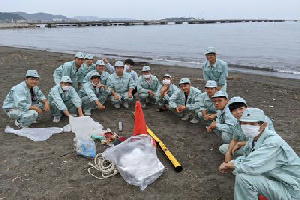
[133,101,148,135]
[258,195,268,200]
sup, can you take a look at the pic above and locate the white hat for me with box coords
[60,76,72,83]
[212,90,228,99]
[26,70,40,78]
[228,96,247,106]
[96,60,105,66]
[89,71,101,79]
[163,73,172,78]
[142,66,151,72]
[204,47,216,55]
[84,54,94,60]
[75,52,85,59]
[205,80,217,88]
[114,61,124,67]
[240,108,265,122]
[179,78,191,85]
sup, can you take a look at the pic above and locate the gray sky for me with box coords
[1,0,300,19]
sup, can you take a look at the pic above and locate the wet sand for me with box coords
[0,46,299,200]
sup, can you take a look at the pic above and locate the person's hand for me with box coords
[231,142,246,154]
[219,162,233,174]
[176,105,186,112]
[30,106,43,114]
[203,113,210,121]
[207,114,217,120]
[78,113,84,117]
[210,121,217,129]
[44,101,50,112]
[128,91,133,98]
[97,103,106,110]
[103,58,109,64]
[225,152,233,163]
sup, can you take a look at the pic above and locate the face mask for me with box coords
[62,86,71,91]
[144,74,151,79]
[241,124,260,138]
[162,79,171,85]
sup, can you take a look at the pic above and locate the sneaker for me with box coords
[114,103,121,109]
[53,116,61,123]
[122,102,129,109]
[190,117,199,124]
[181,114,190,121]
[84,110,91,116]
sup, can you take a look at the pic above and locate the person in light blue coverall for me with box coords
[79,71,110,115]
[206,91,238,144]
[219,97,275,161]
[195,80,218,124]
[124,59,138,96]
[155,73,179,112]
[103,58,115,74]
[202,47,228,92]
[53,52,85,91]
[48,76,84,123]
[83,60,110,85]
[219,108,300,200]
[107,61,135,109]
[137,65,161,108]
[2,70,50,128]
[169,78,202,123]
[78,53,96,83]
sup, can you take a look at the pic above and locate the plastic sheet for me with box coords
[4,126,63,141]
[103,135,165,190]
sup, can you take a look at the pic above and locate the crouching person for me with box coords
[219,108,300,200]
[197,80,218,123]
[2,70,50,128]
[48,76,84,123]
[137,66,161,108]
[207,91,237,144]
[155,74,179,112]
[79,72,109,115]
[169,78,202,123]
[107,61,135,109]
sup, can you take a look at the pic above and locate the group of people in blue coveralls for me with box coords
[2,47,299,200]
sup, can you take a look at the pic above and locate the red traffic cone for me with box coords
[132,101,148,136]
[258,195,268,200]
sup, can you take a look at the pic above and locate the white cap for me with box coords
[240,108,265,123]
[212,90,228,99]
[142,65,151,72]
[228,96,247,106]
[96,60,105,66]
[114,61,124,67]
[89,71,101,79]
[84,54,94,60]
[205,80,217,88]
[179,78,191,85]
[26,70,40,78]
[163,73,172,78]
[60,76,72,83]
[75,52,85,59]
[204,47,216,55]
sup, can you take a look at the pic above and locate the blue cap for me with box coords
[26,70,40,78]
[240,108,265,122]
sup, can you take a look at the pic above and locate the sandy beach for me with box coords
[0,46,299,200]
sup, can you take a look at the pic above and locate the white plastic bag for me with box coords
[70,116,104,158]
[103,135,165,190]
[4,126,63,141]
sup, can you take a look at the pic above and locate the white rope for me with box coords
[87,153,118,180]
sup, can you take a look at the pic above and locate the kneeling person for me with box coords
[48,76,84,123]
[137,66,161,108]
[156,74,179,112]
[79,72,110,115]
[169,78,202,123]
[2,70,50,128]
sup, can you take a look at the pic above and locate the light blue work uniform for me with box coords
[155,84,179,108]
[48,85,82,117]
[2,81,46,127]
[202,59,228,92]
[53,61,83,90]
[79,82,111,112]
[169,87,202,116]
[137,75,161,103]
[197,92,217,118]
[107,72,136,105]
[83,70,110,85]
[233,129,300,200]
[78,63,96,83]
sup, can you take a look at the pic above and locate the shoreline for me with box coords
[1,45,300,80]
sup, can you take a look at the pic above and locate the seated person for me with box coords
[48,76,84,123]
[137,66,161,108]
[155,73,179,112]
[79,72,110,115]
[169,78,202,123]
[207,91,237,144]
[84,59,110,85]
[2,70,49,128]
[219,108,300,200]
[195,80,218,124]
[107,61,135,109]
[124,59,138,96]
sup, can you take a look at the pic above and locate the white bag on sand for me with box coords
[103,135,165,190]
[4,126,63,141]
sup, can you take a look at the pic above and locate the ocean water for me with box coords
[0,22,299,79]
